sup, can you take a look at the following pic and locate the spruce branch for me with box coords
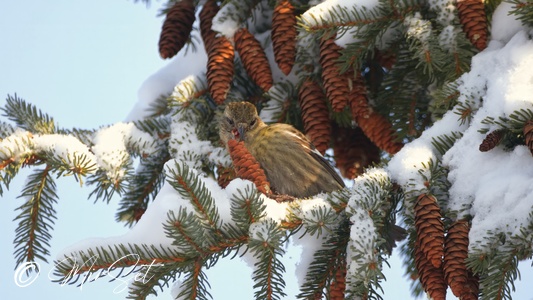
[403,14,447,84]
[0,130,35,194]
[249,219,287,300]
[117,150,169,226]
[297,219,349,299]
[166,161,222,237]
[0,120,15,138]
[298,0,418,37]
[0,159,22,195]
[128,262,181,299]
[145,94,171,118]
[226,183,266,233]
[87,161,132,203]
[174,257,212,300]
[133,116,171,142]
[52,243,188,294]
[508,0,533,27]
[2,94,57,134]
[213,0,263,34]
[375,61,431,140]
[431,131,463,156]
[292,200,341,237]
[431,80,461,116]
[170,75,209,108]
[166,208,213,256]
[13,166,57,267]
[470,249,519,300]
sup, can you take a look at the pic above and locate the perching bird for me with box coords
[219,101,407,251]
[219,101,344,198]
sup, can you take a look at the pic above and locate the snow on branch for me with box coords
[92,122,160,182]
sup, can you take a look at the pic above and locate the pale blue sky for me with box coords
[0,1,168,299]
[1,1,532,300]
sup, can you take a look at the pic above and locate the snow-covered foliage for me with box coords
[4,0,533,299]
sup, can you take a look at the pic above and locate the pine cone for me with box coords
[444,220,479,299]
[329,258,346,300]
[457,0,488,51]
[133,207,146,222]
[272,0,297,75]
[206,36,235,105]
[227,139,271,195]
[465,273,480,300]
[319,35,351,112]
[234,28,273,92]
[298,79,331,154]
[523,120,533,156]
[333,126,380,179]
[349,72,371,119]
[415,194,444,269]
[199,0,220,52]
[356,110,403,154]
[414,241,447,300]
[374,49,396,70]
[479,129,505,152]
[158,0,196,59]
[216,165,236,189]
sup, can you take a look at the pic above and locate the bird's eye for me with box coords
[226,117,234,126]
[250,118,256,127]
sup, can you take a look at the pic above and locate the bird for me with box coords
[219,101,407,251]
[219,101,344,198]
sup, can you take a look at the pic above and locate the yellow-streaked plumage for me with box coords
[219,102,344,198]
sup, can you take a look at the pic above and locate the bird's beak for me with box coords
[237,124,246,141]
[231,124,246,141]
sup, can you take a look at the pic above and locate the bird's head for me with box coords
[219,102,262,144]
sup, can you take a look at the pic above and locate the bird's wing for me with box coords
[308,145,346,188]
[278,124,346,188]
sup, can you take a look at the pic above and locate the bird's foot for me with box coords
[267,193,298,203]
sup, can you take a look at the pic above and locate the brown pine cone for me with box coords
[349,72,371,119]
[333,126,380,179]
[415,194,444,269]
[329,258,346,300]
[206,36,235,105]
[356,110,403,154]
[374,49,396,70]
[479,129,505,152]
[444,220,479,299]
[523,120,533,156]
[227,139,271,195]
[272,0,297,75]
[414,241,447,300]
[457,0,488,51]
[216,165,236,189]
[199,0,220,52]
[298,79,331,155]
[319,35,351,112]
[465,273,480,300]
[158,0,196,59]
[234,28,274,92]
